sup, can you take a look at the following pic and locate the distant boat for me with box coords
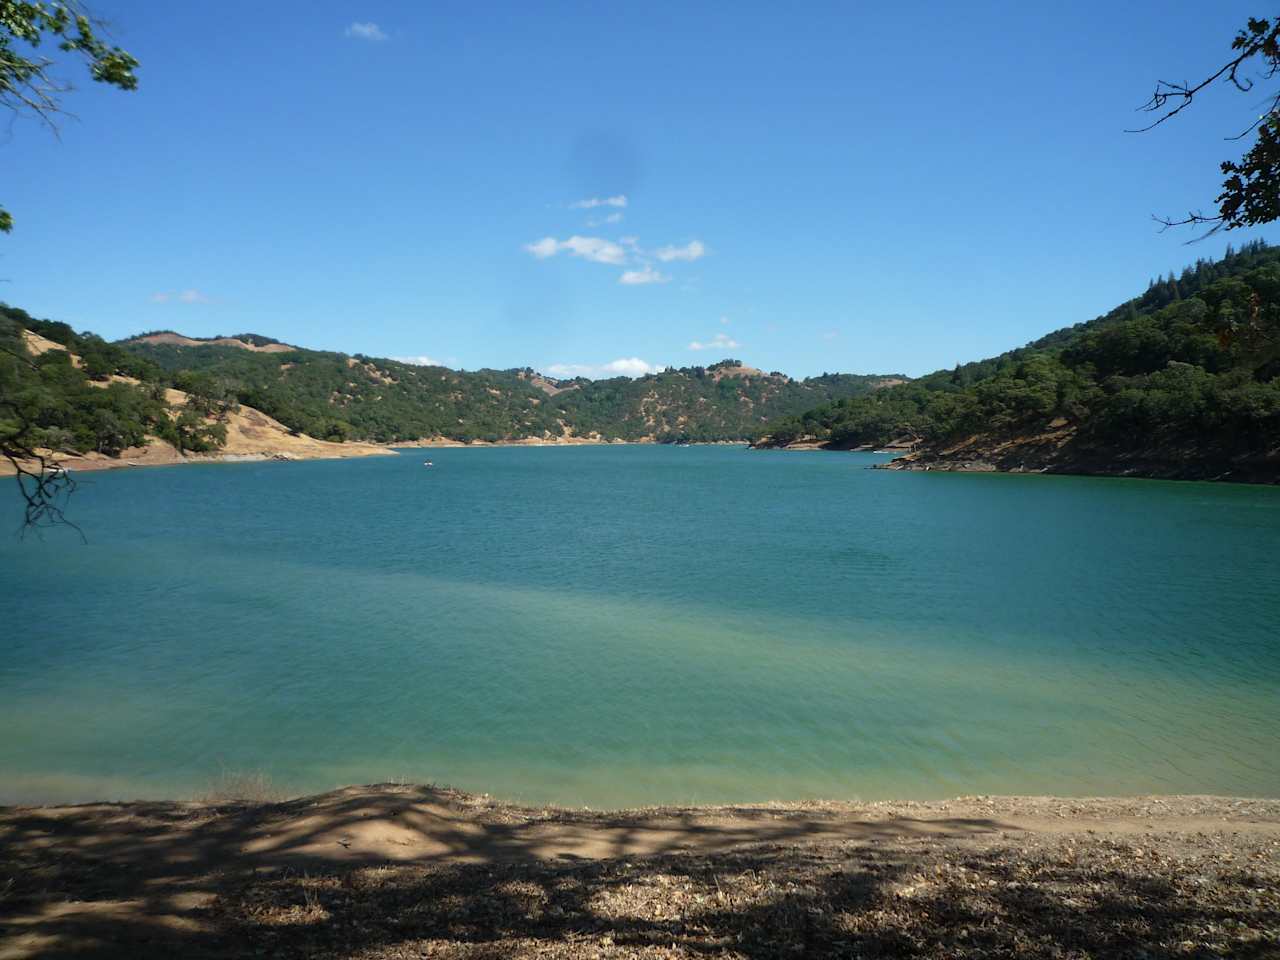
[423,460,434,467]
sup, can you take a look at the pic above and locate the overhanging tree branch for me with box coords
[1135,15,1280,238]
[0,2,139,232]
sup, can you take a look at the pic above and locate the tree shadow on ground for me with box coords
[1,785,1275,958]
[212,838,1279,959]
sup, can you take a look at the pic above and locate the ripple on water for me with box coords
[0,446,1277,806]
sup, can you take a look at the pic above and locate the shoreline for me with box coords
[754,441,1280,485]
[0,438,755,476]
[0,444,396,477]
[390,437,749,448]
[3,784,1276,957]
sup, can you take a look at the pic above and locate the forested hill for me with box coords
[760,240,1280,482]
[117,332,903,443]
[1,309,905,462]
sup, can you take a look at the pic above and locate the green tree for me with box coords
[1,1,139,232]
[1,4,138,528]
[1138,15,1280,236]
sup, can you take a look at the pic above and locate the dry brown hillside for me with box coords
[128,332,296,353]
[2,334,392,475]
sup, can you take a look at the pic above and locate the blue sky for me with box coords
[4,1,1279,378]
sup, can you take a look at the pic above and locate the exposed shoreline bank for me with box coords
[2,785,1275,958]
[392,437,748,449]
[0,441,396,476]
[753,438,1280,484]
[0,438,756,476]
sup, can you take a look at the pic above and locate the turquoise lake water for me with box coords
[1,446,1278,807]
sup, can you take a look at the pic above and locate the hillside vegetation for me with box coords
[1,307,904,472]
[1,308,230,460]
[118,335,902,444]
[763,241,1280,481]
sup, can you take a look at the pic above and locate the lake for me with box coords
[1,446,1277,807]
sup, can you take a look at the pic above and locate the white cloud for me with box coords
[688,332,740,351]
[523,235,626,265]
[545,363,593,377]
[525,229,707,287]
[570,195,628,209]
[151,289,210,304]
[524,237,560,259]
[619,264,669,285]
[345,21,387,41]
[564,236,626,264]
[586,211,624,226]
[603,357,660,376]
[654,240,706,263]
[821,329,840,341]
[546,357,662,379]
[719,315,730,325]
[393,355,446,367]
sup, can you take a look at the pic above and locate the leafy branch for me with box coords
[1135,16,1280,239]
[0,1,139,232]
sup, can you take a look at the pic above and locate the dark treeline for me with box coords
[766,241,1280,466]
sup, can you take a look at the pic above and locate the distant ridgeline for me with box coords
[0,314,904,461]
[761,240,1280,482]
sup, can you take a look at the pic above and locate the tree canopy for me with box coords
[764,241,1280,480]
[1140,15,1280,235]
[0,1,139,232]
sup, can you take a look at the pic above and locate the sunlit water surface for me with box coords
[2,446,1277,806]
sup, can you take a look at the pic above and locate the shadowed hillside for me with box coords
[760,241,1280,482]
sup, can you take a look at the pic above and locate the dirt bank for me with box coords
[1,785,1276,958]
[3,333,393,477]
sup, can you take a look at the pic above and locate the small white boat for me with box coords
[423,460,434,467]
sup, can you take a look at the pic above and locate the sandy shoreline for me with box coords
[0,445,396,476]
[0,437,753,476]
[2,785,1276,958]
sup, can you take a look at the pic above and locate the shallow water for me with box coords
[2,446,1277,806]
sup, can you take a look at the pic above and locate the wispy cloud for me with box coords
[586,211,625,227]
[719,315,731,325]
[523,235,627,265]
[654,240,706,263]
[150,289,211,304]
[525,208,706,285]
[345,21,387,41]
[619,265,669,285]
[688,332,740,351]
[393,355,446,367]
[570,195,627,210]
[546,357,662,379]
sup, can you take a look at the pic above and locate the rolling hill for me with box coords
[759,240,1280,483]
